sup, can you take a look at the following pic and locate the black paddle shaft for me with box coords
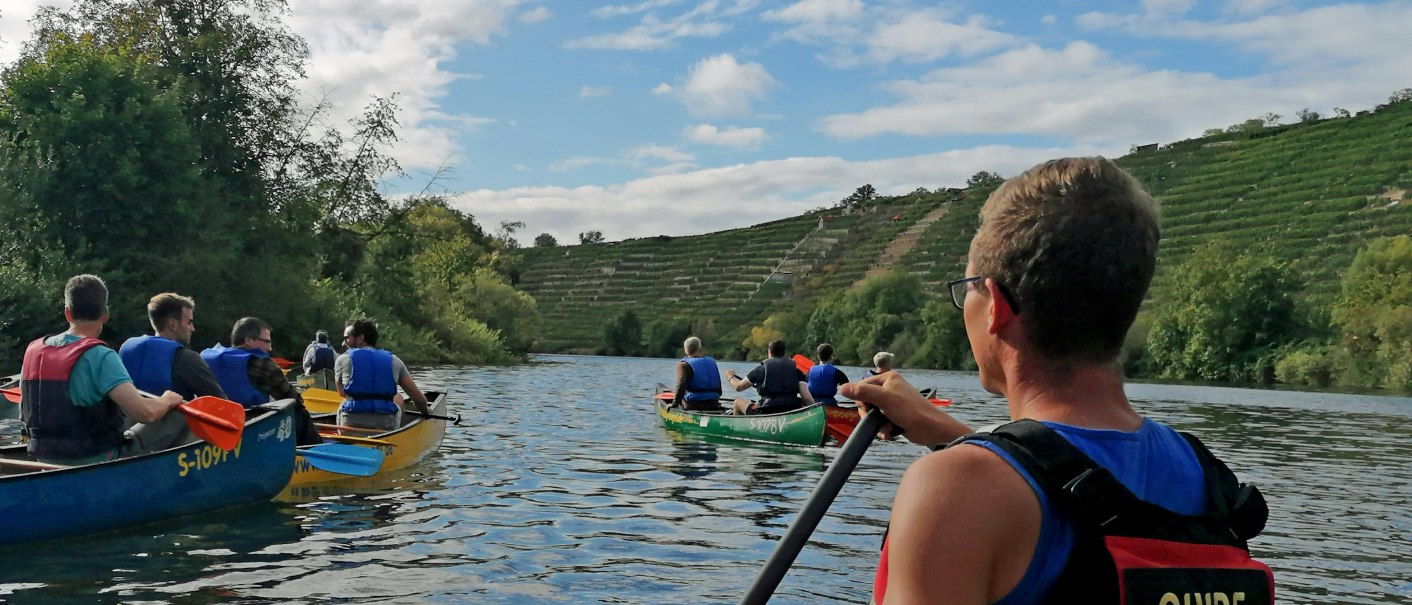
[739,408,888,605]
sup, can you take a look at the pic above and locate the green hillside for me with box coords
[517,101,1412,355]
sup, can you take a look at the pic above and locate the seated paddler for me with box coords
[335,318,432,431]
[119,292,226,402]
[726,339,814,415]
[201,317,321,445]
[674,336,724,412]
[806,342,849,405]
[19,274,187,465]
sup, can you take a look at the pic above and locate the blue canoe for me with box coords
[0,399,299,547]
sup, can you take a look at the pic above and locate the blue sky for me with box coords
[4,1,1411,243]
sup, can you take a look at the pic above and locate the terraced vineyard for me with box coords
[517,101,1412,353]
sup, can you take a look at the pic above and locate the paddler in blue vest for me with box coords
[673,336,724,411]
[846,158,1271,604]
[335,318,431,431]
[19,274,186,464]
[201,317,322,445]
[725,339,814,415]
[805,342,849,405]
[119,292,226,402]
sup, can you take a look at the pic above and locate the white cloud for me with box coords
[684,123,768,147]
[449,145,1081,243]
[820,0,1412,150]
[591,0,683,18]
[1141,0,1197,16]
[1042,14,1057,25]
[519,6,552,24]
[763,0,864,23]
[286,0,526,171]
[568,3,730,50]
[659,54,776,116]
[1223,0,1287,14]
[627,144,696,164]
[865,11,1016,64]
[579,85,614,97]
[0,0,76,66]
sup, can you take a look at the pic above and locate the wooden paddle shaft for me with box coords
[0,458,69,471]
[739,408,887,605]
[314,422,385,434]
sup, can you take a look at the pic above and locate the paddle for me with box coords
[297,443,385,476]
[320,432,397,447]
[792,354,813,373]
[1,387,18,404]
[405,409,461,424]
[314,422,386,434]
[0,458,69,472]
[739,408,887,604]
[160,393,246,453]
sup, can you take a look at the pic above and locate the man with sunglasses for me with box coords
[846,158,1270,604]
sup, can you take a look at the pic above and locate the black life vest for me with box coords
[20,336,127,459]
[957,420,1274,605]
[756,358,803,411]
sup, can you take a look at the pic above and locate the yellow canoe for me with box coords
[278,390,449,499]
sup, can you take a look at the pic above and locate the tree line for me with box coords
[0,0,538,367]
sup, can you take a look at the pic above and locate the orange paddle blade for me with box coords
[178,396,246,451]
[929,398,952,407]
[271,357,296,370]
[1,387,18,404]
[792,354,813,373]
[654,392,674,401]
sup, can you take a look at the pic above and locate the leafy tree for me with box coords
[966,171,1005,190]
[804,270,927,364]
[1332,107,1351,118]
[1260,112,1282,127]
[645,318,693,358]
[579,230,605,244]
[1146,243,1305,382]
[1202,128,1225,137]
[1329,235,1412,390]
[842,183,877,208]
[1296,108,1321,123]
[602,309,643,356]
[743,311,809,360]
[1389,88,1412,104]
[911,300,974,370]
[496,220,525,250]
[534,232,558,247]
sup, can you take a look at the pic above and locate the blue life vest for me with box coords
[341,348,399,415]
[681,356,722,402]
[200,344,269,409]
[119,335,182,395]
[807,363,840,404]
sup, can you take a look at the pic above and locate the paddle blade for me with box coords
[654,392,674,401]
[299,443,385,476]
[1,387,18,404]
[178,396,246,452]
[792,354,813,373]
[272,357,296,370]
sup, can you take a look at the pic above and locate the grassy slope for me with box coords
[518,102,1412,353]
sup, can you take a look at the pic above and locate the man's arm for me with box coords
[798,381,815,406]
[108,382,183,423]
[674,361,690,403]
[248,357,301,404]
[881,446,1040,605]
[392,355,431,415]
[724,369,754,392]
[840,372,972,447]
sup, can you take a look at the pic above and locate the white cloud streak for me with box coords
[684,123,768,147]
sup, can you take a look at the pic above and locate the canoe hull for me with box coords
[280,391,448,494]
[0,401,299,547]
[655,400,825,447]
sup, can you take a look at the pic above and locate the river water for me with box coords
[0,353,1408,604]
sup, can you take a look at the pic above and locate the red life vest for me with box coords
[874,420,1273,604]
[20,336,127,459]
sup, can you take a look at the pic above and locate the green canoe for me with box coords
[654,399,826,447]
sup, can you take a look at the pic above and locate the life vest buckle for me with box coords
[1063,467,1128,527]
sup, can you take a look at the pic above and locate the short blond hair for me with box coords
[969,157,1159,362]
